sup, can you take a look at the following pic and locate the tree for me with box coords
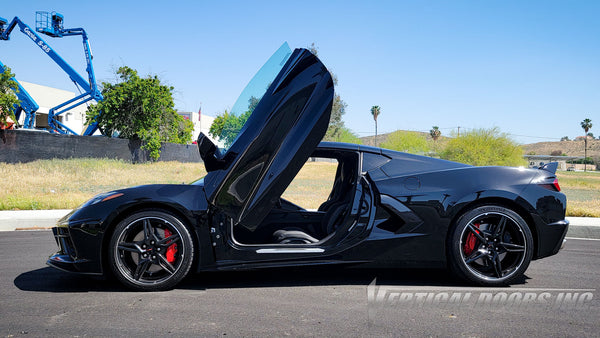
[209,97,256,147]
[430,126,441,141]
[380,130,429,154]
[371,105,381,145]
[560,136,570,141]
[0,65,19,127]
[332,126,362,144]
[307,43,353,142]
[439,128,525,166]
[323,94,348,141]
[86,66,193,160]
[581,118,592,171]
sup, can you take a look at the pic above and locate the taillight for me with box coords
[540,177,561,192]
[552,178,561,192]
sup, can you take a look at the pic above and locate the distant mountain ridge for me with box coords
[359,130,599,158]
[522,139,599,158]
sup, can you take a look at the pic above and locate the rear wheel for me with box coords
[108,210,194,291]
[447,205,533,286]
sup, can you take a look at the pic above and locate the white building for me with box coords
[14,81,223,146]
[19,81,91,135]
[177,110,224,147]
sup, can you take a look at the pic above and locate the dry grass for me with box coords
[556,171,600,217]
[0,159,336,211]
[3,159,598,217]
[282,161,337,209]
[0,159,205,210]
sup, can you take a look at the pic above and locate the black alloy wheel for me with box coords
[448,205,533,286]
[108,210,194,291]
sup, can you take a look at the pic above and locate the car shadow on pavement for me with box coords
[179,266,528,291]
[14,265,528,293]
[14,267,123,293]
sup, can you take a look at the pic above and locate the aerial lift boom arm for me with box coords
[0,60,39,128]
[0,13,103,135]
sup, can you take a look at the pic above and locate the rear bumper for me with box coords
[532,217,569,259]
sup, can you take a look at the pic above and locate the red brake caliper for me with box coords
[463,223,480,256]
[163,228,178,263]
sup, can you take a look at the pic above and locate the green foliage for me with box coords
[209,98,255,147]
[568,157,594,165]
[86,66,193,160]
[323,94,348,141]
[370,106,381,144]
[560,136,570,141]
[326,127,362,144]
[0,65,19,125]
[440,128,525,166]
[581,118,592,133]
[370,105,381,122]
[381,131,430,154]
[307,43,350,143]
[430,126,441,140]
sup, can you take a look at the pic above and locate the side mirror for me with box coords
[196,132,226,172]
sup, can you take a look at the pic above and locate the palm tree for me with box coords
[581,118,592,172]
[371,106,381,146]
[430,126,441,141]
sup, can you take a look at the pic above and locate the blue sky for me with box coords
[1,1,598,143]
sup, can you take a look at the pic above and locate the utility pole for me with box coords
[584,137,587,172]
[457,126,460,137]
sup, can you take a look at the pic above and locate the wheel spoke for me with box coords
[467,223,487,243]
[143,219,153,242]
[494,216,507,236]
[500,242,525,252]
[465,251,487,264]
[118,241,143,254]
[159,233,181,247]
[491,252,503,278]
[133,259,152,280]
[157,254,176,275]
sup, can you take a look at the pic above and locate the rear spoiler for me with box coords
[539,162,558,174]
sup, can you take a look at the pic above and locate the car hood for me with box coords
[199,45,334,229]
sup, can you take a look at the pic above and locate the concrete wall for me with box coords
[0,129,201,163]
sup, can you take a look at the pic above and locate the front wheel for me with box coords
[447,205,533,286]
[108,210,194,291]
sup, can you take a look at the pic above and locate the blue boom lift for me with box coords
[0,60,39,128]
[0,12,103,135]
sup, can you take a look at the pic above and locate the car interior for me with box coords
[232,149,360,245]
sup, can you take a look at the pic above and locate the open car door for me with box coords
[199,47,334,229]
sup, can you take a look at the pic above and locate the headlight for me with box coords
[80,192,124,208]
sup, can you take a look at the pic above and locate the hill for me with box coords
[522,139,600,158]
[360,130,599,160]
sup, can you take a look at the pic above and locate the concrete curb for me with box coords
[0,210,71,231]
[0,210,599,239]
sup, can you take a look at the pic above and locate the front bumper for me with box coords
[46,227,102,275]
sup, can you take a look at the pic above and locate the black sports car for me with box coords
[48,43,568,291]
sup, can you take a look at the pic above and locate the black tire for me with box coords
[447,205,533,286]
[108,210,194,291]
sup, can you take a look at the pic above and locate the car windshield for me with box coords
[214,42,292,152]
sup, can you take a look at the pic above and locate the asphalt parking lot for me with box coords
[0,230,598,336]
